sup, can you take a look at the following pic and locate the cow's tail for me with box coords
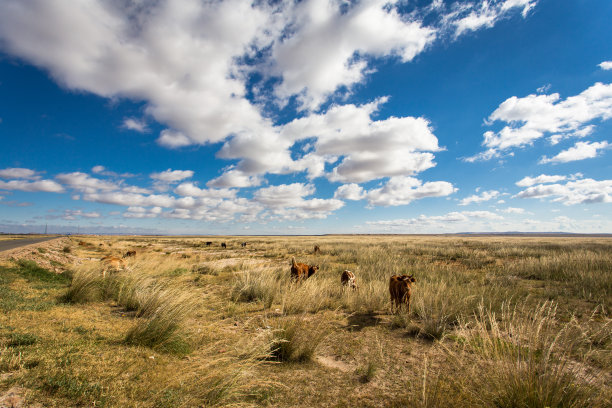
[291,256,296,267]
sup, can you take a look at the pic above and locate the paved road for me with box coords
[0,236,62,252]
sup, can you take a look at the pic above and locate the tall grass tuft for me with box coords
[124,285,200,354]
[268,316,326,362]
[450,302,599,407]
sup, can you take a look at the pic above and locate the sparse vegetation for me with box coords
[0,235,610,407]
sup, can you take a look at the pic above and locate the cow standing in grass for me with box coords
[313,245,320,254]
[341,270,358,290]
[389,275,416,314]
[221,242,227,249]
[290,257,318,283]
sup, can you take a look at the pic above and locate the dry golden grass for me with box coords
[1,234,610,407]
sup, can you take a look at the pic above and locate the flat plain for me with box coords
[1,235,610,407]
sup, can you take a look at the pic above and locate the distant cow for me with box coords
[123,250,136,258]
[313,245,320,254]
[341,270,358,290]
[389,275,416,314]
[241,242,247,248]
[221,242,227,249]
[290,257,319,283]
[206,241,213,246]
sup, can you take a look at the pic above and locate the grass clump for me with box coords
[449,302,600,407]
[268,316,326,362]
[124,285,199,354]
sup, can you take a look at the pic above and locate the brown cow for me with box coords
[313,245,320,254]
[290,257,319,283]
[389,274,416,314]
[123,250,136,258]
[341,270,358,290]
[100,256,126,278]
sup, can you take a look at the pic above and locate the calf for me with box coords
[313,245,320,254]
[341,270,358,290]
[123,250,136,258]
[290,257,319,283]
[221,242,227,249]
[389,275,416,314]
[241,242,247,248]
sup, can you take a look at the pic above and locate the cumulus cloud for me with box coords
[516,174,568,187]
[599,61,612,70]
[253,183,343,220]
[0,179,64,193]
[539,141,610,164]
[206,169,263,189]
[150,169,194,183]
[500,207,526,214]
[360,176,456,207]
[334,183,365,201]
[271,0,436,110]
[59,209,101,220]
[56,172,119,194]
[0,168,40,179]
[467,82,612,161]
[459,190,500,206]
[514,176,612,205]
[0,0,535,190]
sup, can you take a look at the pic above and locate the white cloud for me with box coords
[206,169,263,189]
[123,206,162,219]
[56,172,119,194]
[459,190,500,206]
[468,82,612,161]
[516,174,568,187]
[500,207,526,214]
[0,0,272,148]
[253,183,344,220]
[0,179,64,193]
[61,209,101,220]
[150,169,194,183]
[334,184,365,201]
[451,0,537,37]
[361,176,456,207]
[122,118,148,133]
[173,182,236,199]
[366,210,503,229]
[0,168,39,179]
[599,61,612,70]
[515,176,612,205]
[271,0,436,110]
[539,141,610,164]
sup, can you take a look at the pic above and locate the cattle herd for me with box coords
[292,245,416,313]
[100,243,416,313]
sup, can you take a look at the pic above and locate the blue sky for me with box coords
[0,0,611,234]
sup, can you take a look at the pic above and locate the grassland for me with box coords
[1,235,610,407]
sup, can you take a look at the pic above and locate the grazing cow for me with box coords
[241,242,247,248]
[221,242,227,249]
[341,270,358,290]
[313,245,320,254]
[123,250,136,258]
[389,275,416,314]
[101,256,126,277]
[206,241,213,246]
[290,257,319,283]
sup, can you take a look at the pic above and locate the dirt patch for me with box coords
[316,355,353,372]
[0,237,77,272]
